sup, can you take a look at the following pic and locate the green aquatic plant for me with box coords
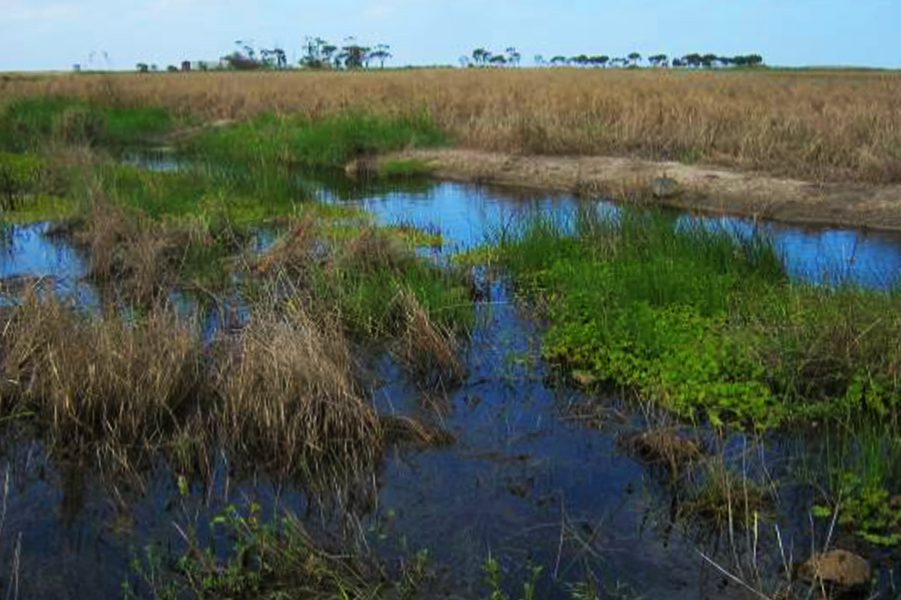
[172,502,388,600]
[810,420,901,546]
[491,207,901,429]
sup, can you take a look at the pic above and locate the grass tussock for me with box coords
[0,291,203,452]
[213,299,382,478]
[393,290,465,391]
[679,457,772,531]
[4,70,901,182]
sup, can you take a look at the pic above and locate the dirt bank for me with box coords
[388,149,901,232]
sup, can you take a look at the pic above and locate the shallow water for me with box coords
[1,172,900,598]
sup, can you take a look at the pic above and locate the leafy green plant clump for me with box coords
[125,502,389,600]
[185,111,448,169]
[490,208,901,429]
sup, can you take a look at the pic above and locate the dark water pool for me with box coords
[1,174,900,599]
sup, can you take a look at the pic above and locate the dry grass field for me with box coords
[2,67,900,183]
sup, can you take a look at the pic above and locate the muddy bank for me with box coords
[384,149,901,232]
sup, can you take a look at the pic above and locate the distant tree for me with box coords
[628,52,642,67]
[223,52,260,70]
[300,36,327,69]
[370,43,392,69]
[166,65,179,73]
[572,54,590,67]
[339,38,370,69]
[682,53,702,68]
[534,54,545,67]
[506,47,521,67]
[672,58,684,68]
[489,54,507,67]
[266,48,287,69]
[181,60,192,72]
[459,56,472,68]
[472,47,490,66]
[701,53,718,68]
[225,40,263,70]
[136,62,149,73]
[648,54,668,67]
[550,55,568,67]
[322,44,338,66]
[235,40,256,60]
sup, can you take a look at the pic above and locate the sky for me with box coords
[0,0,898,71]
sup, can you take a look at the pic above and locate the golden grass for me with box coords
[3,69,901,182]
[213,299,382,478]
[0,291,203,453]
[393,290,464,391]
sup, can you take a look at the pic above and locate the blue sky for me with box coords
[0,0,897,71]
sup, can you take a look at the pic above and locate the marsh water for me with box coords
[2,170,901,599]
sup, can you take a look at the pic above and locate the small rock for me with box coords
[797,549,871,589]
[651,176,681,199]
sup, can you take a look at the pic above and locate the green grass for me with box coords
[309,230,472,339]
[95,162,308,224]
[184,111,449,169]
[490,208,901,429]
[0,96,173,151]
[0,151,46,210]
[807,420,901,546]
[377,157,438,178]
[0,194,78,224]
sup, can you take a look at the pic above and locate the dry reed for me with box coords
[213,300,382,478]
[0,291,203,452]
[392,290,464,391]
[4,69,901,182]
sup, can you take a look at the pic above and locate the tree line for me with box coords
[136,37,393,73]
[133,40,764,73]
[469,48,764,69]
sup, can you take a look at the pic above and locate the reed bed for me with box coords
[3,69,901,182]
